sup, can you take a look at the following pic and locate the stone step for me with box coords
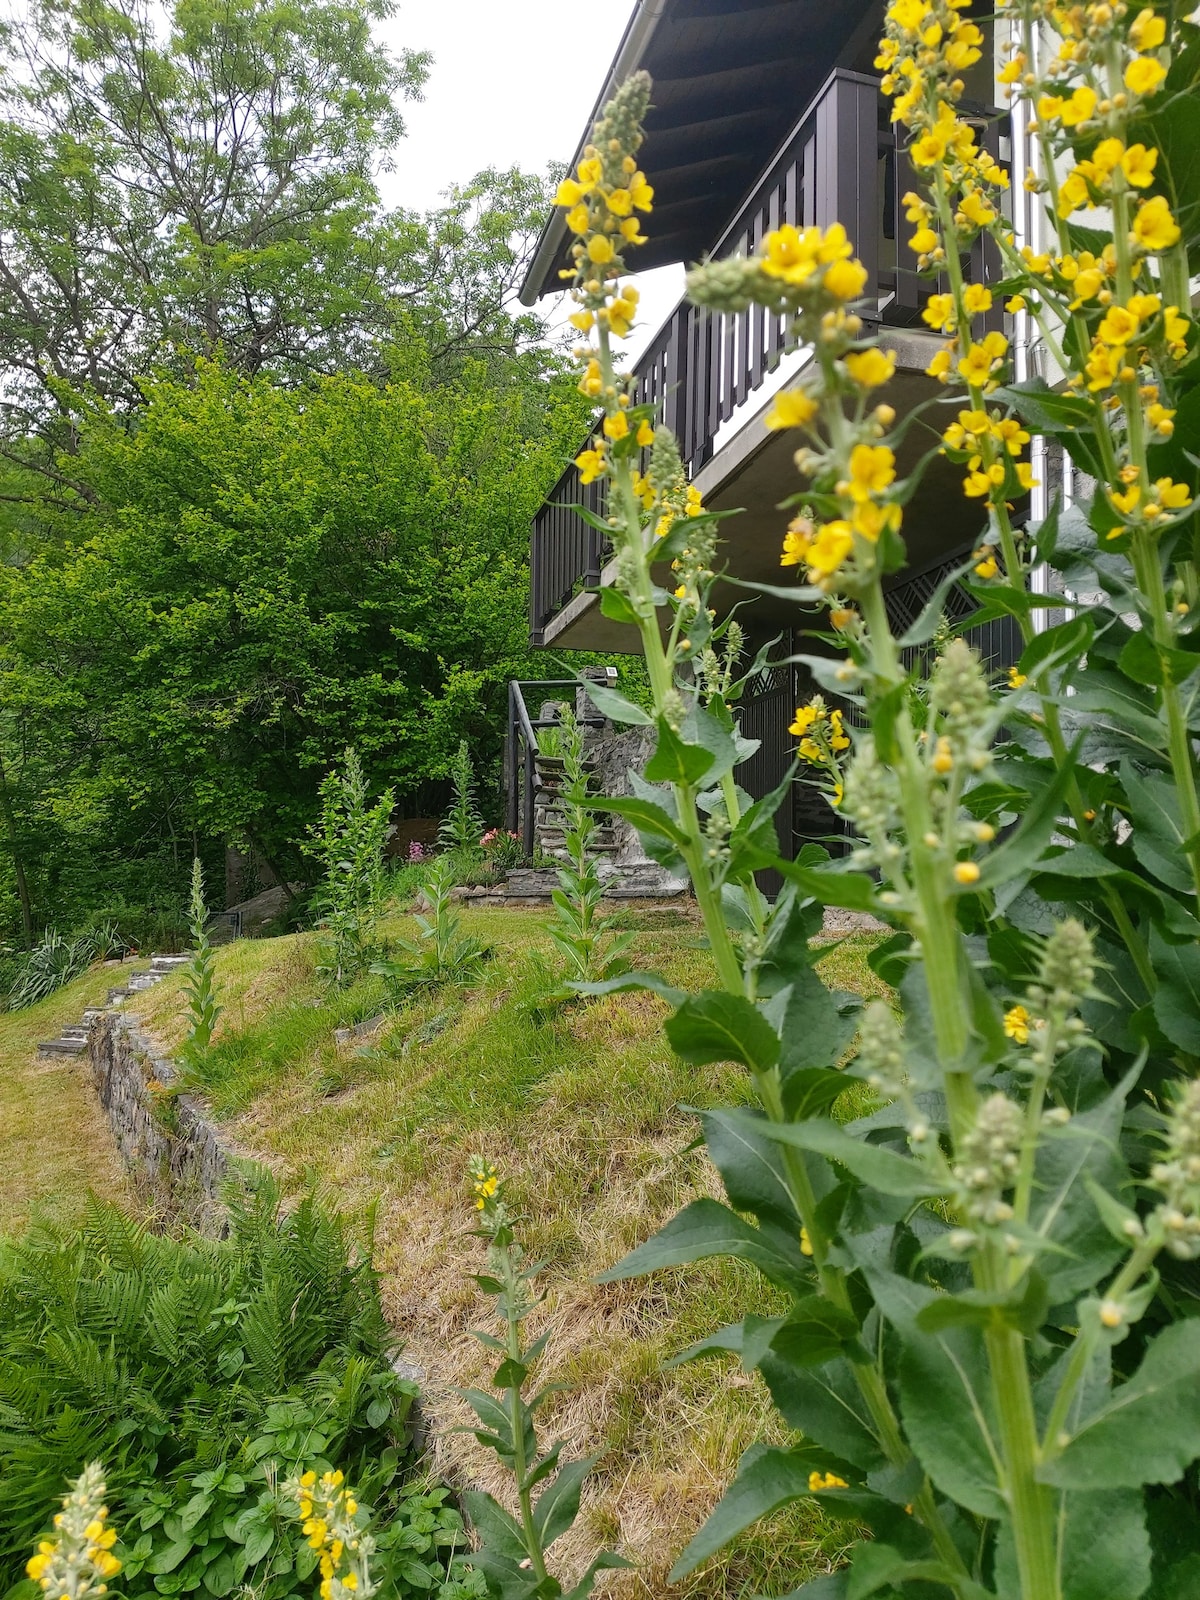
[36,1036,88,1058]
[61,1026,89,1040]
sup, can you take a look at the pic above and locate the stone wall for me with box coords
[89,1011,235,1231]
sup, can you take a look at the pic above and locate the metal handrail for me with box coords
[504,675,614,855]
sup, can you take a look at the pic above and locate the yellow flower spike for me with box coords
[954,861,981,885]
[845,348,896,389]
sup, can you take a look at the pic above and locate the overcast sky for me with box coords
[377,0,684,358]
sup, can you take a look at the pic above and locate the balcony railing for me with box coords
[530,66,1008,644]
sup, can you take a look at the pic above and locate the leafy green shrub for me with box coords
[5,922,124,1010]
[0,1175,468,1598]
[311,749,395,985]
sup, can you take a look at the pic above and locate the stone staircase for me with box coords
[37,954,192,1060]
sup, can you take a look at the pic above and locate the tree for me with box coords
[0,0,428,467]
[0,354,592,904]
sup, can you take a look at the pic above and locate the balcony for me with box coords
[530,67,1007,648]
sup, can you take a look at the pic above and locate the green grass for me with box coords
[0,963,134,1232]
[129,909,884,1600]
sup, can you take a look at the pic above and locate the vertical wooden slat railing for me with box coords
[528,66,1010,643]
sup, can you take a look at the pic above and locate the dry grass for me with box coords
[0,962,134,1232]
[129,908,884,1599]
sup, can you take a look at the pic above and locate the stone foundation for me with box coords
[89,1010,238,1231]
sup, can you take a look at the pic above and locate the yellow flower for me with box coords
[1085,343,1124,391]
[603,411,629,441]
[958,344,999,387]
[781,516,815,566]
[587,235,615,264]
[1130,8,1167,51]
[789,704,819,736]
[808,1470,850,1491]
[1147,402,1176,437]
[762,223,821,285]
[1121,143,1159,187]
[888,0,929,29]
[962,283,993,316]
[1060,85,1098,126]
[577,156,603,192]
[636,419,655,447]
[565,203,590,235]
[829,709,850,752]
[922,293,956,333]
[606,188,633,216]
[1091,138,1125,178]
[569,310,595,334]
[953,861,981,885]
[619,218,648,243]
[1007,667,1027,689]
[1015,461,1038,491]
[805,521,855,576]
[554,178,583,208]
[575,446,606,484]
[1133,195,1181,251]
[926,344,954,381]
[973,548,999,571]
[766,389,818,429]
[1155,477,1193,510]
[843,443,896,500]
[845,348,896,389]
[799,1225,814,1256]
[579,357,602,396]
[1125,56,1167,97]
[1097,305,1140,346]
[824,258,869,300]
[1164,306,1190,352]
[1004,1004,1030,1044]
[957,189,997,229]
[1111,484,1142,515]
[910,226,939,254]
[851,500,901,541]
[629,175,654,211]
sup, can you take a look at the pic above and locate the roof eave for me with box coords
[517,0,670,308]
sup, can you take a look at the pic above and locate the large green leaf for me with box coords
[667,1444,828,1578]
[866,1270,1005,1518]
[578,677,651,724]
[1150,928,1200,1053]
[1042,1320,1200,1489]
[759,1120,943,1198]
[760,1352,887,1470]
[645,718,715,785]
[699,1108,799,1229]
[1120,760,1195,895]
[776,861,881,913]
[665,991,780,1074]
[994,1487,1150,1600]
[598,1198,811,1293]
[1029,1068,1131,1299]
[532,1454,601,1548]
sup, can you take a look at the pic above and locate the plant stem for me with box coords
[501,1250,551,1586]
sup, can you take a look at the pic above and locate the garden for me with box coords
[3,2,1200,1600]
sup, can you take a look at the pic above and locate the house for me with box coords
[518,0,1044,858]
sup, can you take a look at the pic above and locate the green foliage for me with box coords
[439,741,486,854]
[543,711,631,989]
[4,921,123,1010]
[373,856,488,994]
[461,1159,628,1600]
[0,361,588,923]
[182,858,222,1054]
[0,1175,469,1597]
[311,750,395,985]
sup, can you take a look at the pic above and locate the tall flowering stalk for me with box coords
[26,1463,121,1599]
[556,13,1200,1597]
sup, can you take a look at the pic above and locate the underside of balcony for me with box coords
[538,326,988,655]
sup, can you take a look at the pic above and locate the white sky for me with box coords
[376,0,685,360]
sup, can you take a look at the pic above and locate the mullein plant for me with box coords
[26,1462,122,1599]
[555,13,1200,1597]
[544,709,632,989]
[459,1158,628,1600]
[182,856,221,1056]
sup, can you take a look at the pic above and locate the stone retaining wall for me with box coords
[89,1010,236,1231]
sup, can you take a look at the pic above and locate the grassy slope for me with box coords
[131,906,886,1600]
[0,964,134,1231]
